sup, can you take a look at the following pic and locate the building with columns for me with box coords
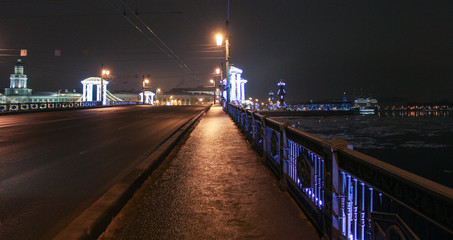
[2,59,82,103]
[155,87,217,106]
[224,66,247,104]
[139,91,155,104]
[81,77,109,105]
[4,59,32,96]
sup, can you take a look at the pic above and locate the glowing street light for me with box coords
[215,68,221,75]
[216,34,223,46]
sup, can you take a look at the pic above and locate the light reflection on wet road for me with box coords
[100,106,319,240]
[0,105,205,240]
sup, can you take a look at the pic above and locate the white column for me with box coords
[82,83,87,102]
[236,77,241,102]
[96,85,101,101]
[87,84,93,101]
[102,83,107,105]
[241,81,245,101]
[231,74,236,101]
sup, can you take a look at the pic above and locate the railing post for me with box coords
[279,122,290,190]
[242,109,246,128]
[251,111,257,141]
[323,139,353,240]
[244,111,250,136]
[261,115,268,154]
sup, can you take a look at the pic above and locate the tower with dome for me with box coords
[4,59,32,96]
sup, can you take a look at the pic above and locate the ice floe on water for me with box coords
[400,141,449,148]
[276,113,453,187]
[279,114,453,150]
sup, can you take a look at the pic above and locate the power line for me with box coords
[105,0,200,81]
[0,11,182,19]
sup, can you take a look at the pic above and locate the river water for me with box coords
[272,111,453,188]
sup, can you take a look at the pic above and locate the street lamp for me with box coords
[209,79,216,104]
[214,67,224,105]
[101,67,110,105]
[142,76,149,104]
[216,32,230,104]
[216,34,223,47]
[156,88,161,105]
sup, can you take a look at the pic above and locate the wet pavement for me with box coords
[0,105,205,240]
[100,106,320,240]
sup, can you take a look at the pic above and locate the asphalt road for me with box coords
[0,105,206,240]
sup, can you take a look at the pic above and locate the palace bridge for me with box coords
[0,105,452,239]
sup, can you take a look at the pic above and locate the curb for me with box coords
[53,106,211,240]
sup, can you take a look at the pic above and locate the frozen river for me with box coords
[272,111,453,188]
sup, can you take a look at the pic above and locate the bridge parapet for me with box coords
[227,104,453,240]
[0,101,137,114]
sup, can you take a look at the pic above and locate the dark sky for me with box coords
[0,0,452,103]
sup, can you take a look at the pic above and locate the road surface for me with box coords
[0,105,206,240]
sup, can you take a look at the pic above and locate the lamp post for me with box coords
[209,79,215,104]
[142,76,149,104]
[156,88,161,105]
[216,33,230,104]
[101,66,110,105]
[215,67,223,104]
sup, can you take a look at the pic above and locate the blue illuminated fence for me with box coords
[0,101,138,114]
[227,104,453,240]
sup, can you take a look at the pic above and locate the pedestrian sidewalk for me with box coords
[100,106,320,240]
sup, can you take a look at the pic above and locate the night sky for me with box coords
[0,0,451,103]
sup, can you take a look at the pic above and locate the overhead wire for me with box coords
[106,0,200,81]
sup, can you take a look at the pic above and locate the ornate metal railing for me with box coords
[0,101,138,114]
[227,104,453,240]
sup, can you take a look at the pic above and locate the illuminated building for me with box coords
[4,59,32,96]
[155,87,215,105]
[2,59,82,103]
[268,90,275,109]
[277,80,286,108]
[223,66,247,104]
[81,77,110,104]
[139,91,155,104]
